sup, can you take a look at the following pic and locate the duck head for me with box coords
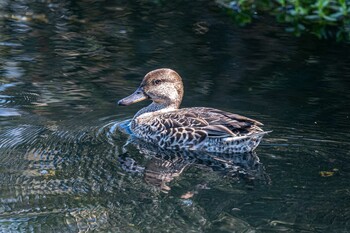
[118,68,184,109]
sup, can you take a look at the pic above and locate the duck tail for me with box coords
[223,130,272,142]
[250,130,273,137]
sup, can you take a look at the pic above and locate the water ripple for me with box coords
[0,108,21,116]
[0,125,43,149]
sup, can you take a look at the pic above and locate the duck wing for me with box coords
[195,107,264,135]
[153,107,262,138]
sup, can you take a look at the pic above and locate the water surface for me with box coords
[1,0,350,232]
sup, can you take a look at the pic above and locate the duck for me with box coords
[118,68,269,153]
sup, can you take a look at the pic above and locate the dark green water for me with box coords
[1,0,350,232]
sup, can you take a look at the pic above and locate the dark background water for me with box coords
[1,0,350,232]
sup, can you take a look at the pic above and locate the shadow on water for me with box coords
[117,135,270,193]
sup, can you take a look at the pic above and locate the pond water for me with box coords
[1,0,350,232]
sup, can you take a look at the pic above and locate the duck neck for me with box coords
[133,101,179,119]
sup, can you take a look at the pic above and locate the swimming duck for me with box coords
[118,68,268,153]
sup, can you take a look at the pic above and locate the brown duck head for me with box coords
[118,68,184,109]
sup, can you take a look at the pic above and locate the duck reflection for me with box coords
[118,138,270,193]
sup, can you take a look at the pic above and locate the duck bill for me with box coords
[118,88,148,106]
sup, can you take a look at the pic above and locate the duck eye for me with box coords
[153,79,161,85]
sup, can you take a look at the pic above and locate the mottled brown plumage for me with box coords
[118,68,269,153]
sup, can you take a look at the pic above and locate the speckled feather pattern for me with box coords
[132,107,266,153]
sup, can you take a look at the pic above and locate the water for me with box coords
[1,0,350,232]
